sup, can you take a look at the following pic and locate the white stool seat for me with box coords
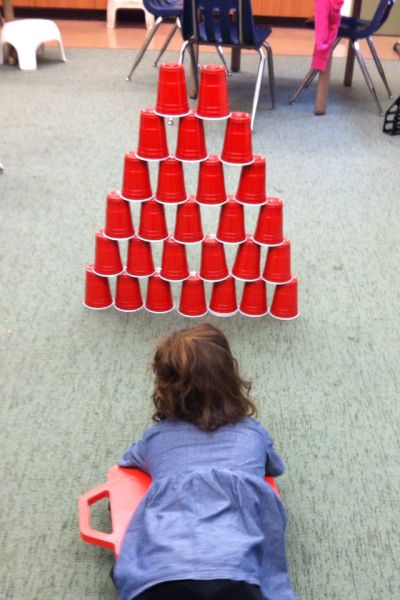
[0,19,66,71]
[107,0,154,30]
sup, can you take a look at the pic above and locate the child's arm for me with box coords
[118,437,149,473]
[265,442,285,477]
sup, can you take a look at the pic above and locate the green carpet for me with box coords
[1,48,399,600]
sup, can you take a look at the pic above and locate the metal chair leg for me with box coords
[216,46,232,76]
[289,68,317,104]
[366,36,392,98]
[153,19,180,67]
[178,39,189,65]
[263,42,275,111]
[250,48,266,130]
[126,16,163,81]
[352,40,383,116]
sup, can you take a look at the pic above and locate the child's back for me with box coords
[113,325,297,600]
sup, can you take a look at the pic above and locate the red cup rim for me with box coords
[154,195,188,206]
[103,232,135,241]
[82,301,113,311]
[145,305,175,314]
[125,269,155,278]
[215,235,247,245]
[262,276,293,285]
[195,112,231,121]
[171,235,205,245]
[113,303,144,313]
[135,152,170,162]
[154,109,191,119]
[198,272,230,283]
[177,308,209,318]
[137,233,169,243]
[269,311,300,321]
[92,268,123,278]
[220,156,255,167]
[159,273,190,282]
[175,153,209,163]
[196,197,228,206]
[239,308,269,318]
[231,272,261,282]
[251,236,285,247]
[208,308,238,317]
[234,196,267,207]
[118,191,154,203]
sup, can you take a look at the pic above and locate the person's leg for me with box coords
[135,579,262,600]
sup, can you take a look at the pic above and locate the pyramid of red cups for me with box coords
[83,62,299,319]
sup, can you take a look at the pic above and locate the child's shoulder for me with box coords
[242,417,275,443]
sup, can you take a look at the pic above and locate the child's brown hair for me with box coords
[152,323,256,431]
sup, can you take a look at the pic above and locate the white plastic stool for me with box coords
[0,19,66,71]
[107,0,154,30]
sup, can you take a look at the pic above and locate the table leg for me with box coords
[344,0,363,86]
[231,48,241,72]
[315,57,333,115]
[188,44,199,99]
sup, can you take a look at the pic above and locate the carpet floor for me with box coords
[1,48,399,600]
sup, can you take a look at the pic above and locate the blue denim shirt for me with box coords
[113,418,297,600]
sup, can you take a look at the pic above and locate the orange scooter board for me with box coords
[79,465,279,557]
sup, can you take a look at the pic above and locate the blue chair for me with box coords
[178,0,275,129]
[290,0,396,115]
[126,0,183,80]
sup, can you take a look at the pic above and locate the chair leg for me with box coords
[250,48,266,130]
[178,40,189,65]
[352,40,383,116]
[263,42,275,110]
[366,36,392,99]
[126,16,163,81]
[187,43,199,99]
[289,68,318,104]
[153,19,180,67]
[216,46,232,76]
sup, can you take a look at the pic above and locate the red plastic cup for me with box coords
[173,195,204,244]
[155,157,187,204]
[104,191,134,240]
[83,264,113,310]
[160,236,189,281]
[199,235,229,282]
[262,238,292,284]
[231,235,261,281]
[253,198,284,246]
[114,269,143,312]
[221,112,253,165]
[270,276,299,320]
[235,155,267,205]
[126,234,155,278]
[209,276,238,316]
[239,279,268,317]
[138,199,168,242]
[155,62,190,117]
[136,108,169,161]
[196,64,230,120]
[94,229,123,276]
[178,271,208,317]
[175,110,208,162]
[145,268,174,314]
[120,152,153,202]
[216,195,246,244]
[196,155,227,206]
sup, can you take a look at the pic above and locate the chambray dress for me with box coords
[113,418,297,600]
